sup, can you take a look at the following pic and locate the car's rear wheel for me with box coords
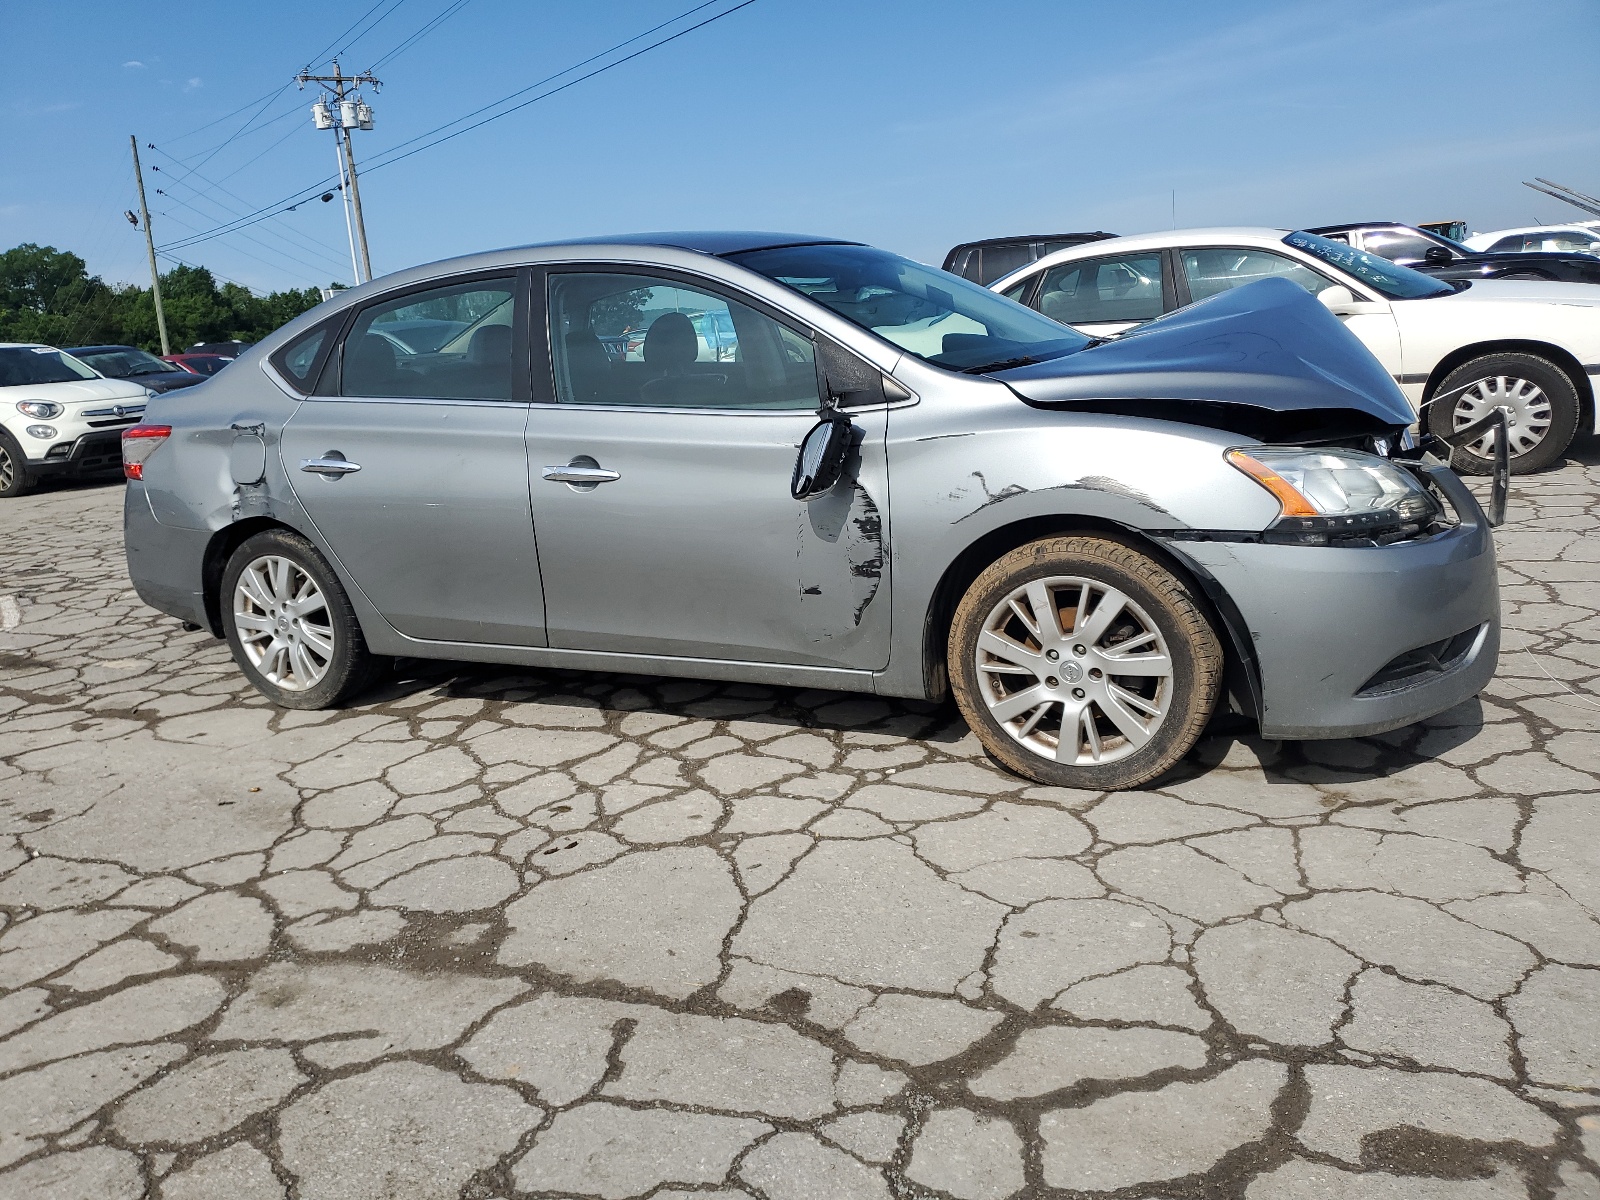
[222,529,383,709]
[0,431,35,498]
[1425,352,1578,475]
[948,536,1222,791]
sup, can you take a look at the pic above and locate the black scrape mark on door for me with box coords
[848,485,883,625]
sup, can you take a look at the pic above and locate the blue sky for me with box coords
[4,0,1598,294]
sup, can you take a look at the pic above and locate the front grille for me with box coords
[1357,624,1483,696]
[87,416,140,428]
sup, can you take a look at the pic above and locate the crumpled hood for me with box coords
[995,277,1415,436]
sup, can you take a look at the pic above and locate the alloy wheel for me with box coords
[974,576,1173,765]
[232,555,335,691]
[1452,375,1551,458]
[0,444,13,493]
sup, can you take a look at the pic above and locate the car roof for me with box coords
[531,231,861,257]
[946,232,1115,251]
[988,228,1306,288]
[66,344,139,354]
[0,342,51,350]
[1303,222,1411,234]
[1473,224,1598,237]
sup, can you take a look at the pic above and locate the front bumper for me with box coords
[28,429,129,478]
[1163,467,1500,740]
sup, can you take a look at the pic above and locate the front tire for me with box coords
[1425,352,1578,475]
[0,431,35,498]
[948,536,1223,791]
[221,529,383,709]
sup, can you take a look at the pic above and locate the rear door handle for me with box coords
[542,464,620,484]
[300,456,361,477]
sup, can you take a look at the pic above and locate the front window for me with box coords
[72,347,173,378]
[0,347,100,386]
[1181,247,1334,304]
[1283,232,1455,300]
[730,243,1090,373]
[548,271,819,409]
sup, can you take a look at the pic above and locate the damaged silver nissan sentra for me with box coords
[122,233,1499,790]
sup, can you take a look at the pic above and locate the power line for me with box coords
[367,0,471,71]
[301,0,408,73]
[157,0,761,254]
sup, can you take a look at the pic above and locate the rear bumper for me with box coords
[124,485,210,627]
[28,430,128,478]
[1161,468,1500,740]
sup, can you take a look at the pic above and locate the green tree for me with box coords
[0,242,330,352]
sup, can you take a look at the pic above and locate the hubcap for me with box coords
[1451,375,1550,458]
[975,576,1173,766]
[232,555,334,691]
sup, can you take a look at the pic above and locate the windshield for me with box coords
[73,347,172,378]
[0,347,101,387]
[729,243,1091,372]
[1284,231,1454,300]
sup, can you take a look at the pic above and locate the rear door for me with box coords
[1031,250,1171,336]
[279,270,548,646]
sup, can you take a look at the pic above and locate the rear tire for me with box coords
[1424,352,1578,475]
[0,431,35,498]
[948,536,1222,791]
[221,528,384,709]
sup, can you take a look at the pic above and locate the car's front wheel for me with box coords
[0,431,35,498]
[1425,352,1579,475]
[221,528,383,709]
[948,536,1223,791]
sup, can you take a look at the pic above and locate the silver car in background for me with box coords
[122,234,1498,789]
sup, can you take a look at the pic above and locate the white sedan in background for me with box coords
[992,228,1600,474]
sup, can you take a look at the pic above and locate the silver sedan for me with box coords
[121,234,1498,790]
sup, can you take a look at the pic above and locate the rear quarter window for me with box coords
[270,323,333,392]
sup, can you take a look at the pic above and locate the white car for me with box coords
[991,228,1600,474]
[1464,225,1600,255]
[0,343,152,498]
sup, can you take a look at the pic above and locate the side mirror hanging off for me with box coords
[792,413,854,501]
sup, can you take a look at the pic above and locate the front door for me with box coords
[525,267,891,669]
[280,272,548,646]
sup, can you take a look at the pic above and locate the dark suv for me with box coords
[943,233,1116,285]
[1307,222,1600,285]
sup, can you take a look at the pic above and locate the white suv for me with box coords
[0,343,152,498]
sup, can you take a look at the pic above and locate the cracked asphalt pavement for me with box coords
[2,472,1600,1200]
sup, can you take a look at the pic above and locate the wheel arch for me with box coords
[920,514,1263,724]
[200,517,300,637]
[1421,340,1594,434]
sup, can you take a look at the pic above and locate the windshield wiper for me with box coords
[960,355,1049,374]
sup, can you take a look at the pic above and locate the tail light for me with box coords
[122,425,171,480]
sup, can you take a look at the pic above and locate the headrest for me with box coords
[349,333,396,377]
[468,324,512,363]
[643,312,698,369]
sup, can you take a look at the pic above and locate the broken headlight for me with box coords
[1227,447,1440,545]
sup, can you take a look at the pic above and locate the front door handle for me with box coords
[300,455,361,478]
[542,463,620,485]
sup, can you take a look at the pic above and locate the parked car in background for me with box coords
[1463,225,1600,255]
[162,353,234,377]
[124,233,1498,791]
[1418,219,1468,242]
[0,343,148,497]
[69,345,203,393]
[188,340,254,359]
[943,232,1116,285]
[992,227,1600,474]
[1307,222,1600,285]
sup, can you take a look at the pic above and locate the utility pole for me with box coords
[298,62,379,283]
[129,136,171,355]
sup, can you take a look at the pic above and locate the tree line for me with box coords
[0,243,331,352]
